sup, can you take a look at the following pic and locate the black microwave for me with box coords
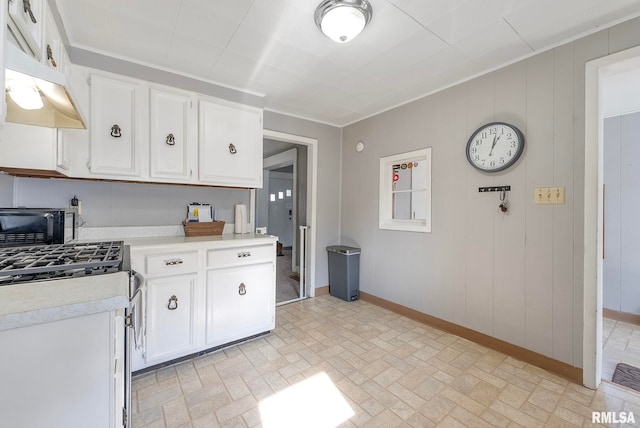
[0,208,77,247]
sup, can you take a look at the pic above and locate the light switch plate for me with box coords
[534,187,551,204]
[534,187,566,204]
[551,187,565,204]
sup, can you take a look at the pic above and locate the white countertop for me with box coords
[125,233,278,249]
[0,229,277,331]
[0,271,129,332]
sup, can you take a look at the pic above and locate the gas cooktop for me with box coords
[0,241,125,285]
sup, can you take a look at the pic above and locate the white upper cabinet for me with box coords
[42,1,65,71]
[149,87,195,182]
[7,0,44,58]
[199,99,263,188]
[89,74,145,177]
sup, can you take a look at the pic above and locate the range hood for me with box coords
[4,42,86,129]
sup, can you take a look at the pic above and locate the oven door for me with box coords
[124,270,145,428]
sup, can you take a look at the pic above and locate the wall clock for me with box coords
[465,122,525,172]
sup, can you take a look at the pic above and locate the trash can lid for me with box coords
[326,245,361,255]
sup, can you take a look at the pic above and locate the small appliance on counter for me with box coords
[0,208,76,247]
[183,203,225,237]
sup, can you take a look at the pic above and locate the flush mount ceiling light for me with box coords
[314,0,373,43]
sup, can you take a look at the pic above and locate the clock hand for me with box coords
[488,134,497,156]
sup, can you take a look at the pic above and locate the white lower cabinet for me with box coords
[145,274,198,363]
[206,262,274,347]
[131,238,276,371]
[0,311,122,428]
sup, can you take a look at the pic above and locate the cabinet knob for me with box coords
[166,133,175,146]
[237,251,251,258]
[46,45,57,68]
[110,124,122,138]
[238,283,246,296]
[229,143,237,154]
[167,295,179,310]
[23,0,37,24]
[164,259,184,266]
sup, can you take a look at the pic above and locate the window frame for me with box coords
[378,148,432,233]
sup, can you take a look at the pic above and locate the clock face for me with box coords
[466,122,525,172]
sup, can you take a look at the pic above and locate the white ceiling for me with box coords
[55,0,640,126]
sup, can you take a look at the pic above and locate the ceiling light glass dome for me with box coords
[314,0,373,43]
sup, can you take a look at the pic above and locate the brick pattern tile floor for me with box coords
[132,295,640,427]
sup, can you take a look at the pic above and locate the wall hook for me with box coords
[499,190,509,213]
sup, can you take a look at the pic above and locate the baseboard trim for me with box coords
[315,285,330,296]
[603,308,640,325]
[360,292,583,384]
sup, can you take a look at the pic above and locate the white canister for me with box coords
[234,204,247,234]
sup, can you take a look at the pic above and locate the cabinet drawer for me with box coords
[207,244,274,269]
[145,251,199,275]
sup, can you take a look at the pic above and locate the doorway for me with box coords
[583,45,640,389]
[254,129,318,305]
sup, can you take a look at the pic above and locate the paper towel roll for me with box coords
[234,204,246,234]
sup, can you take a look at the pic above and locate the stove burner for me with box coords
[0,241,125,285]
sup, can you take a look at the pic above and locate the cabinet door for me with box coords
[8,0,44,58]
[150,88,193,181]
[206,262,274,347]
[90,74,141,176]
[0,312,115,428]
[146,274,198,363]
[42,2,64,71]
[199,100,263,187]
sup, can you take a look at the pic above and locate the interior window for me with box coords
[379,148,432,232]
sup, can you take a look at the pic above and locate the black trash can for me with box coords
[326,245,361,302]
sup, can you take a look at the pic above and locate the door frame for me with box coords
[583,44,640,389]
[252,129,318,297]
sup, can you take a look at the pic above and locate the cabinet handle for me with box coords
[46,45,57,68]
[236,251,251,258]
[239,283,246,296]
[164,259,184,266]
[229,143,237,154]
[110,124,122,138]
[23,0,37,24]
[167,295,178,310]
[166,133,175,146]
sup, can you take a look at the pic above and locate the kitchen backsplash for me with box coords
[0,174,14,206]
[12,177,250,228]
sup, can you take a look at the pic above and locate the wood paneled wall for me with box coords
[340,17,640,368]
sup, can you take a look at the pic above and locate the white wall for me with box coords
[341,17,640,368]
[603,112,640,315]
[13,177,249,227]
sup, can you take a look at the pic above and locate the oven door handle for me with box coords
[131,271,145,294]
